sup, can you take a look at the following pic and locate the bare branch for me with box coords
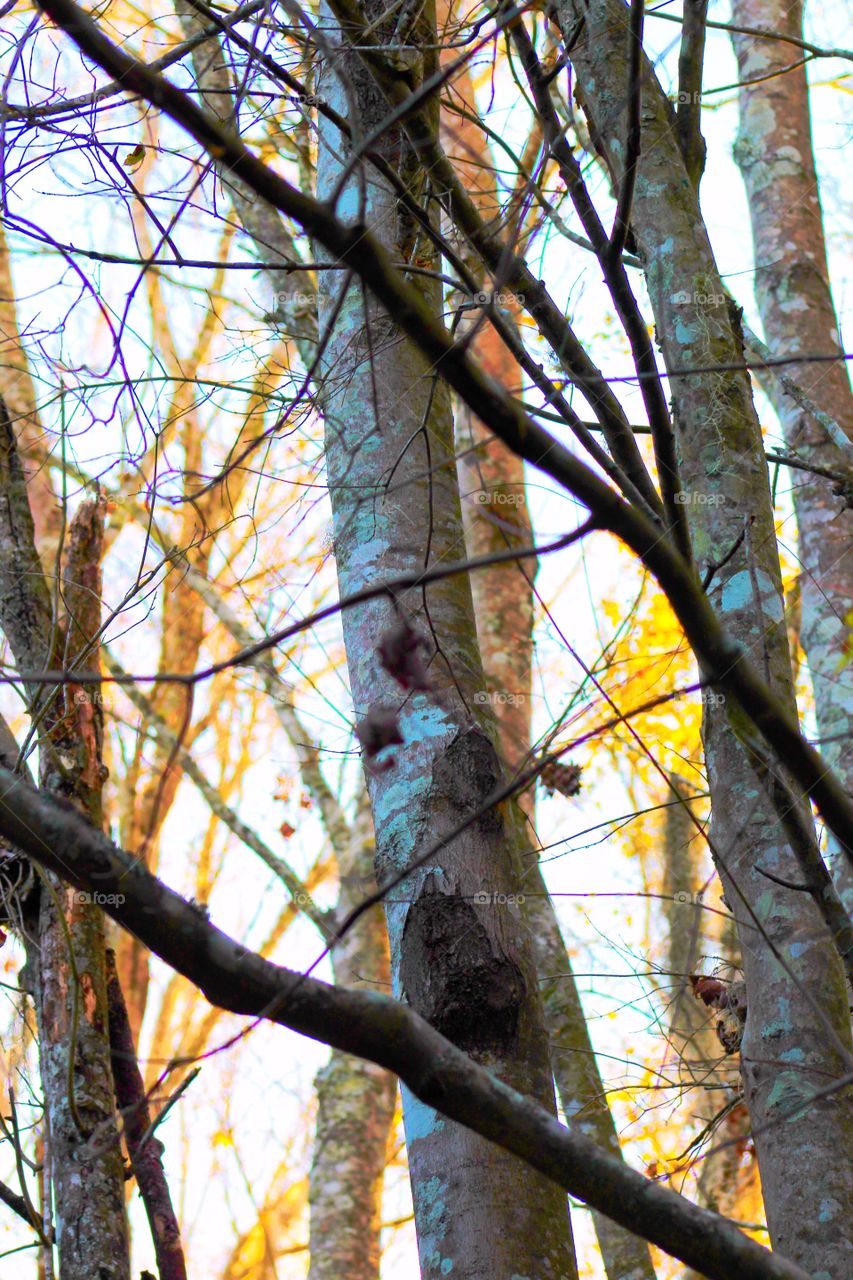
[0,767,813,1280]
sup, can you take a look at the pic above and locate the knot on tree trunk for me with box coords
[400,883,526,1055]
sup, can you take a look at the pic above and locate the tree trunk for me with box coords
[439,25,657,1276]
[663,776,758,1274]
[0,405,130,1279]
[0,220,62,564]
[730,0,853,917]
[553,2,853,1271]
[308,799,396,1280]
[314,5,578,1274]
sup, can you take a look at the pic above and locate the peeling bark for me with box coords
[0,406,130,1279]
[33,497,131,1280]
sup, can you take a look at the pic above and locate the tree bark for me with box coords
[0,406,131,1280]
[553,3,853,1271]
[105,949,186,1280]
[314,4,578,1275]
[0,220,62,564]
[438,30,657,1277]
[730,0,853,918]
[663,777,758,1275]
[308,799,396,1280]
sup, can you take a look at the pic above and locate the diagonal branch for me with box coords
[26,0,853,885]
[0,765,813,1280]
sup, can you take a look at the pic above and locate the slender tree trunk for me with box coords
[0,221,131,1273]
[664,779,715,1066]
[663,776,758,1274]
[106,949,186,1280]
[314,5,578,1274]
[0,405,130,1279]
[37,499,129,1280]
[730,0,853,917]
[0,219,62,563]
[553,2,853,1271]
[439,27,657,1277]
[169,19,405,1268]
[308,798,396,1280]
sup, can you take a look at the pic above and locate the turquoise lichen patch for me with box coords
[404,1098,446,1145]
[818,1197,841,1224]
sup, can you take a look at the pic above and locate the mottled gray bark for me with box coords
[0,413,130,1279]
[528,882,658,1280]
[308,799,396,1280]
[0,763,816,1280]
[663,777,756,1277]
[553,4,853,1273]
[730,0,853,918]
[314,4,577,1274]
